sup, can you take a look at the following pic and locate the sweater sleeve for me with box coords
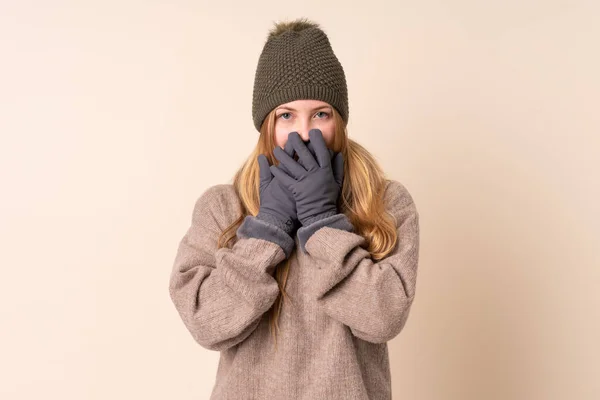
[296,180,420,344]
[168,185,287,351]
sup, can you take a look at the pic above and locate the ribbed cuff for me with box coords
[301,210,338,227]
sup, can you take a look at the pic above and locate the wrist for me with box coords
[301,209,338,227]
[256,211,297,235]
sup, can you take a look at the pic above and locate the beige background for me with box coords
[1,1,598,399]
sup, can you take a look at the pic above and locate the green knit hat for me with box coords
[252,18,349,132]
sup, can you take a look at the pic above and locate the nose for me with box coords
[296,128,310,143]
[288,131,310,148]
[294,119,314,142]
[298,134,309,143]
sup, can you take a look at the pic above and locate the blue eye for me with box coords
[277,111,329,120]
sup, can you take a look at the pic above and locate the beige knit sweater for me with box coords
[168,179,420,400]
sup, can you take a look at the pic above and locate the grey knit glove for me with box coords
[270,129,344,226]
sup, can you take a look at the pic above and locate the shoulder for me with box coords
[382,179,419,233]
[193,183,239,209]
[383,179,417,213]
[191,183,243,231]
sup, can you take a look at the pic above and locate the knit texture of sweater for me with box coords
[168,179,420,400]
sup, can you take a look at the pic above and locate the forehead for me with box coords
[277,99,330,109]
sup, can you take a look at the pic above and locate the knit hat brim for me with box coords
[253,85,347,132]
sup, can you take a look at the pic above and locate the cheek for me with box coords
[320,123,336,146]
[274,128,287,148]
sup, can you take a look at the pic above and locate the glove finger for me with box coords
[332,152,345,188]
[276,159,294,177]
[307,141,334,161]
[277,140,296,176]
[288,132,318,171]
[270,164,297,190]
[306,141,315,157]
[274,145,305,179]
[283,138,295,157]
[257,154,273,190]
[308,129,331,168]
[296,141,312,170]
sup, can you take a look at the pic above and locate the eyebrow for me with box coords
[276,106,331,112]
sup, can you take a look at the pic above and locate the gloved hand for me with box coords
[255,141,299,235]
[270,129,344,227]
[276,139,334,176]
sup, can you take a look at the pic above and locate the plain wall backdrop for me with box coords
[1,1,598,399]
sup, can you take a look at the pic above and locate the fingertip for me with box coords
[257,154,273,182]
[257,153,266,166]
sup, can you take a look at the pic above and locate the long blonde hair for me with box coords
[216,108,399,350]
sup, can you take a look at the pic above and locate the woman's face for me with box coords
[273,99,335,150]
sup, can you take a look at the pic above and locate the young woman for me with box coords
[169,18,420,400]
